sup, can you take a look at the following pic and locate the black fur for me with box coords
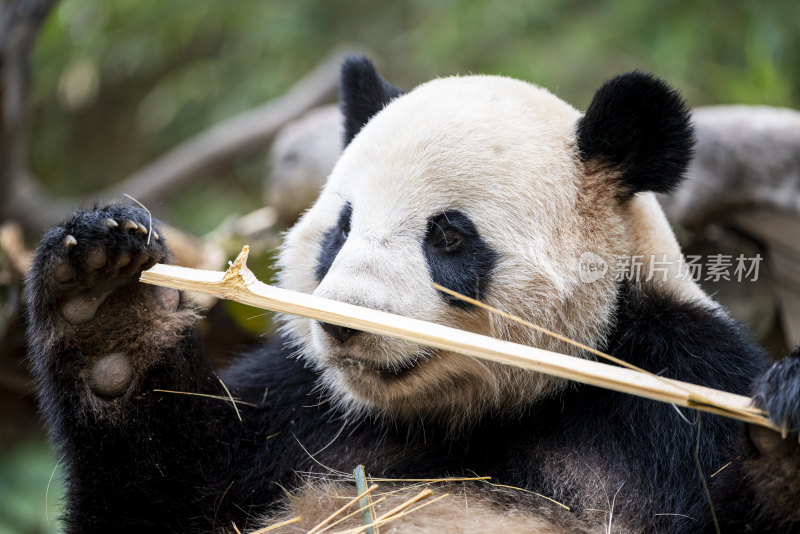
[700,348,800,532]
[576,72,695,198]
[752,347,800,434]
[25,204,800,533]
[340,55,403,146]
[423,211,498,308]
[314,202,352,281]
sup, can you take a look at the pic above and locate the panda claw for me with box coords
[105,218,119,229]
[152,230,160,241]
[136,223,148,235]
[123,220,138,232]
[64,235,78,249]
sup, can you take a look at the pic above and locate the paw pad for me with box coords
[62,293,111,324]
[86,247,107,270]
[88,352,133,398]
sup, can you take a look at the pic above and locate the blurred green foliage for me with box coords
[9,2,799,533]
[0,440,64,534]
[30,0,799,234]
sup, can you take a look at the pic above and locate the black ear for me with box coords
[340,55,403,147]
[576,72,694,198]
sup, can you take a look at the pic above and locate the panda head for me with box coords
[278,56,695,427]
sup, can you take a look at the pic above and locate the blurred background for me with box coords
[1,1,799,532]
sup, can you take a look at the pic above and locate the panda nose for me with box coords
[318,322,360,344]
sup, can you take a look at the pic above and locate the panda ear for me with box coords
[340,55,403,147]
[576,72,694,198]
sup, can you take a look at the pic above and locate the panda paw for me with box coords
[751,349,800,445]
[742,350,800,526]
[28,204,176,325]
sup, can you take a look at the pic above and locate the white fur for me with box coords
[277,74,697,428]
[255,481,585,533]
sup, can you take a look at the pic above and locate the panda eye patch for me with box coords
[423,211,498,308]
[315,203,352,281]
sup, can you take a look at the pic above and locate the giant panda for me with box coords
[25,56,800,533]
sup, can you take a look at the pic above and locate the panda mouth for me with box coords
[334,353,422,380]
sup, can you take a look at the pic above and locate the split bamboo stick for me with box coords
[140,246,774,430]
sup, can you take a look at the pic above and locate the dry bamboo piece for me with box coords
[338,488,436,534]
[248,515,302,533]
[140,246,775,430]
[307,485,379,534]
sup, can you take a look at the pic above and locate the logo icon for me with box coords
[578,252,608,284]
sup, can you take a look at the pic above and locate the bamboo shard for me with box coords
[140,246,775,430]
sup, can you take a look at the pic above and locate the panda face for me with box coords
[278,74,629,425]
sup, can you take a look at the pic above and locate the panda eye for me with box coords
[339,205,352,239]
[426,215,465,254]
[422,209,498,308]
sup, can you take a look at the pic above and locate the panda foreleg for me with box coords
[705,349,800,532]
[25,205,237,532]
[743,350,800,528]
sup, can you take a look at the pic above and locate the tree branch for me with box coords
[3,44,359,235]
[0,0,59,233]
[94,46,353,206]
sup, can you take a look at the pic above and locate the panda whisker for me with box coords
[301,395,331,409]
[310,419,349,457]
[328,187,349,205]
[429,220,449,247]
[481,481,570,511]
[293,434,351,479]
[606,481,625,534]
[414,404,427,444]
[151,389,261,409]
[45,453,65,526]
[653,512,699,522]
[214,373,243,422]
[579,456,613,519]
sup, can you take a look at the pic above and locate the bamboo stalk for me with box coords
[353,465,375,534]
[140,246,774,430]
